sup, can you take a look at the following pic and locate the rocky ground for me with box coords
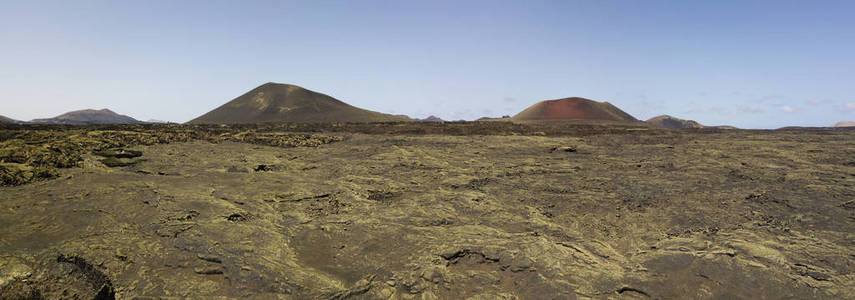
[0,123,853,299]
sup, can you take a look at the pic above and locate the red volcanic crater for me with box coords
[512,97,638,122]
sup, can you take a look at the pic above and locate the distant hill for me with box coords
[646,115,704,129]
[419,115,445,122]
[188,82,410,124]
[512,97,638,122]
[780,121,855,130]
[476,115,512,121]
[708,125,739,130]
[0,115,21,124]
[29,109,142,124]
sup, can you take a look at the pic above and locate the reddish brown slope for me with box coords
[512,97,638,122]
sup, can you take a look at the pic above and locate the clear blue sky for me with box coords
[1,0,853,128]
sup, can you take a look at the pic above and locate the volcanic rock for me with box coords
[0,124,853,299]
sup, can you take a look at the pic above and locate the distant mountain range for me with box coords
[188,82,410,124]
[3,83,844,129]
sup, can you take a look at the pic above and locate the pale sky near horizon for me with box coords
[1,0,853,128]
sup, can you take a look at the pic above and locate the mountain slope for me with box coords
[29,109,141,124]
[188,83,410,124]
[646,115,704,129]
[512,97,638,122]
[0,115,21,124]
[833,121,855,127]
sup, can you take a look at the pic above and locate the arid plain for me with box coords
[1,122,853,299]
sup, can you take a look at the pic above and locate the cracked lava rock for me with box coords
[1,123,854,299]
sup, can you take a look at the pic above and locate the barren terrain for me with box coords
[1,123,854,299]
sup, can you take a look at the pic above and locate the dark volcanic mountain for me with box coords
[512,97,638,122]
[646,115,704,129]
[29,109,141,125]
[188,83,410,124]
[0,115,21,124]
